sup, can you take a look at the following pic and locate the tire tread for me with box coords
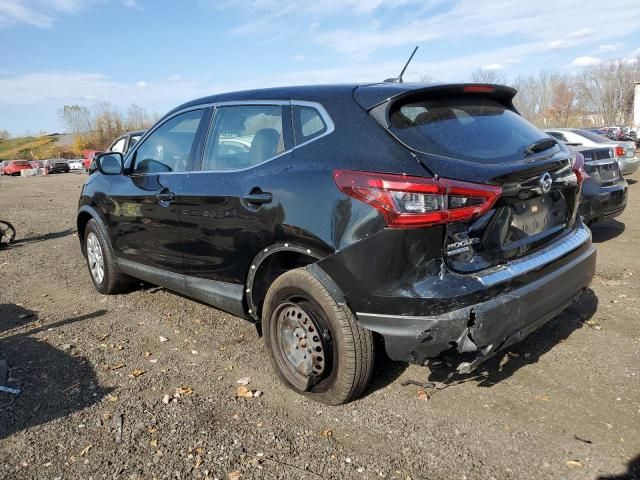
[263,268,374,404]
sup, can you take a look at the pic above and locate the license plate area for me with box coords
[505,192,568,246]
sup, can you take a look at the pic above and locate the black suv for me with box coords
[78,83,596,404]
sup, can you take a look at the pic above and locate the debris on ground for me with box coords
[162,386,193,404]
[112,414,123,443]
[416,389,430,401]
[235,386,262,399]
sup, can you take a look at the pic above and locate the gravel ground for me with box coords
[0,172,639,480]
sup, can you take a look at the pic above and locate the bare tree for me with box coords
[419,74,437,83]
[470,68,507,85]
[544,78,577,127]
[0,129,10,141]
[58,105,92,135]
[126,104,154,131]
[577,59,640,125]
[60,102,159,153]
[512,71,587,127]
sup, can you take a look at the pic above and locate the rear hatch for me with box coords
[355,84,581,273]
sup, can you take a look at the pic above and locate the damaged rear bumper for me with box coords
[355,235,596,371]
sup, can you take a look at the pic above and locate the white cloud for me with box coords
[547,40,571,50]
[568,28,594,39]
[570,56,603,67]
[597,42,623,53]
[317,24,438,57]
[122,0,142,9]
[216,0,640,62]
[482,62,503,71]
[0,0,88,28]
[0,71,208,108]
[122,0,138,8]
[292,55,305,62]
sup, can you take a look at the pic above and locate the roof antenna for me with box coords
[384,46,419,83]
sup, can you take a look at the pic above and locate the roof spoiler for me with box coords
[362,83,518,128]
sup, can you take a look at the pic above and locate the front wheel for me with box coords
[84,219,129,294]
[262,268,374,405]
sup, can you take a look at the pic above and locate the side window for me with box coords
[133,109,204,174]
[202,105,285,171]
[110,137,126,153]
[292,105,327,144]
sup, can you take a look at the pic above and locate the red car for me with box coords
[82,150,101,172]
[3,160,32,176]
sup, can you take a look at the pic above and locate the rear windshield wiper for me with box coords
[524,137,557,156]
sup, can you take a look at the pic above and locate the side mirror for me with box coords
[95,152,123,175]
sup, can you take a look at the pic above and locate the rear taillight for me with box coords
[614,146,625,157]
[572,153,589,184]
[333,170,501,228]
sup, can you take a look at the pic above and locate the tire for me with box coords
[262,268,374,405]
[84,218,129,295]
[0,220,16,247]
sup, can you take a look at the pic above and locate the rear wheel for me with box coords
[262,268,374,405]
[84,219,129,294]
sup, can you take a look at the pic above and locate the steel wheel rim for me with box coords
[86,232,105,285]
[274,302,328,386]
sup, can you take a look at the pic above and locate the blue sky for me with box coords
[1,0,639,135]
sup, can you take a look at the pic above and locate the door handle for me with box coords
[242,192,272,205]
[155,192,176,204]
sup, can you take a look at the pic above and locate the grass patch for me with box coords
[0,135,61,161]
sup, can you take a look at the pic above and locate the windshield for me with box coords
[388,96,554,164]
[571,129,611,143]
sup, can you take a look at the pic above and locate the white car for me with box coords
[68,159,84,170]
[544,128,639,175]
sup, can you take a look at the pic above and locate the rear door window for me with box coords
[388,96,553,164]
[201,105,287,171]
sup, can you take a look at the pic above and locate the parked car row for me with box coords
[590,126,639,146]
[0,157,105,175]
[544,128,639,175]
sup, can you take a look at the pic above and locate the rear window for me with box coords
[388,96,553,164]
[570,129,611,143]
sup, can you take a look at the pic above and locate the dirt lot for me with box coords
[0,172,639,480]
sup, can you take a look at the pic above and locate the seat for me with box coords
[249,128,281,166]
